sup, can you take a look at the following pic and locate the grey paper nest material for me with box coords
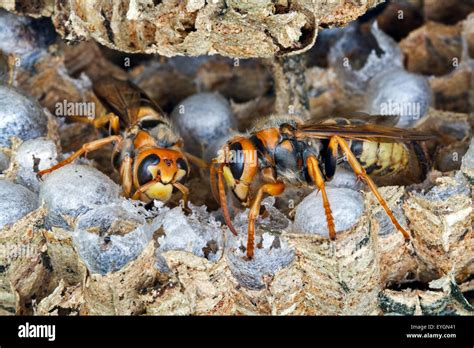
[1,0,382,58]
[0,180,38,229]
[1,0,473,317]
[39,164,121,229]
[0,86,48,147]
[1,170,472,315]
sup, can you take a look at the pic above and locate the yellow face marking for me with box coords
[147,161,178,184]
[223,166,236,188]
[223,165,249,202]
[146,163,174,184]
[145,182,173,202]
[148,164,159,177]
[159,169,175,184]
[234,182,249,202]
[175,168,187,182]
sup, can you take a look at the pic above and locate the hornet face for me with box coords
[133,148,189,202]
[217,136,259,205]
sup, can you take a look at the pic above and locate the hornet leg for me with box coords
[37,135,122,178]
[210,159,220,204]
[246,182,285,259]
[68,112,120,135]
[119,155,133,198]
[334,136,410,240]
[184,152,209,169]
[173,182,191,213]
[306,155,336,240]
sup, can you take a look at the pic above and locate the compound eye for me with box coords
[228,142,244,179]
[137,154,160,185]
[176,158,188,173]
[176,158,189,183]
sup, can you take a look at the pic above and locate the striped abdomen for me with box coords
[349,140,409,176]
[322,117,429,182]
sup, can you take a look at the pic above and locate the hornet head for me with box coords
[133,148,189,202]
[211,136,258,236]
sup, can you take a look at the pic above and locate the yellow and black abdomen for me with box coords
[349,140,409,176]
[321,117,430,184]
